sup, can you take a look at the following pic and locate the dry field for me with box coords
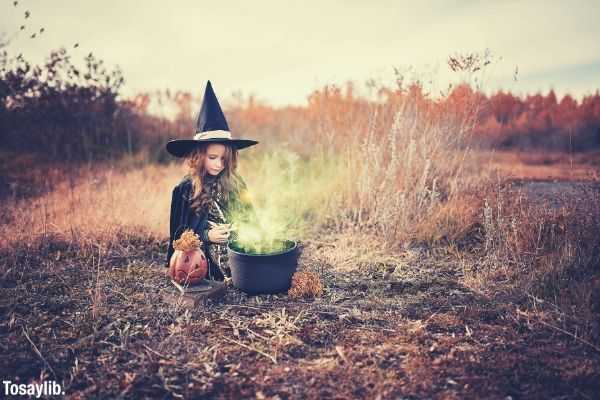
[1,91,600,400]
[1,150,599,399]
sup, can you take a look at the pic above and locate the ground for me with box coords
[2,148,600,398]
[2,186,599,400]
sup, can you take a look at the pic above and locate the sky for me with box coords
[1,0,599,109]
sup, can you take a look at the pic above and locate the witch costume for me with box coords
[165,80,258,281]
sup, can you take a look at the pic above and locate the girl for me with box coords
[165,81,258,281]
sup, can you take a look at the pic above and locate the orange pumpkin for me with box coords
[169,248,208,285]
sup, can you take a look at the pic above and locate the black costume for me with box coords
[164,80,259,281]
[166,173,254,281]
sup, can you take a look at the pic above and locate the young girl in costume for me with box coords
[165,81,258,281]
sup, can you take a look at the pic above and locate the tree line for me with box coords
[1,48,599,169]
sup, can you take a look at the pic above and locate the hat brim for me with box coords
[166,138,259,158]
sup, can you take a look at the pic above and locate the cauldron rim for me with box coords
[227,240,298,257]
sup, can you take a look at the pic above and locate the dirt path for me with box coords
[507,179,600,209]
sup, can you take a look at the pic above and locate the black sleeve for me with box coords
[199,216,210,244]
[166,185,182,268]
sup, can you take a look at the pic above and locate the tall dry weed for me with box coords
[473,182,600,340]
[308,79,490,249]
[1,73,492,259]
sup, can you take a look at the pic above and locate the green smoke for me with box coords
[229,148,347,254]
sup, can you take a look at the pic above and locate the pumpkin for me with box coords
[169,248,208,285]
[169,229,208,285]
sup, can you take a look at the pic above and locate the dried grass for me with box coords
[464,179,600,341]
[172,229,202,252]
[0,160,185,254]
[288,271,323,299]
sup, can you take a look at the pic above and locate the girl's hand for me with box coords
[207,221,233,244]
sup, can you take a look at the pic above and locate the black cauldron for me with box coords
[228,240,299,295]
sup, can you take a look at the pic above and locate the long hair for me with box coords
[185,143,240,215]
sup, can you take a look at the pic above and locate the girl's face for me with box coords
[204,143,227,176]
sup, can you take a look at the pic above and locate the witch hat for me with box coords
[166,81,259,157]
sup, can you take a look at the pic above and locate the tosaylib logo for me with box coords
[3,380,64,398]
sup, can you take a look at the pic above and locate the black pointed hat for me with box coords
[166,81,259,157]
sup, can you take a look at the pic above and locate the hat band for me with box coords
[194,130,232,140]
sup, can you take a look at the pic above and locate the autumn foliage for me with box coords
[1,48,598,169]
[474,89,600,150]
